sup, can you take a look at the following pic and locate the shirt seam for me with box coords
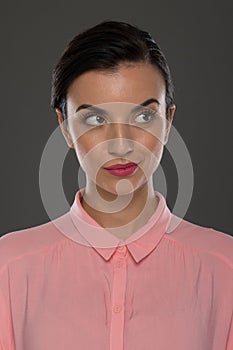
[0,237,71,277]
[164,234,233,271]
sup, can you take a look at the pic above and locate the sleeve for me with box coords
[226,313,233,350]
[0,274,15,350]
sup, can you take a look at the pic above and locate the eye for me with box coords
[82,113,106,126]
[134,110,157,124]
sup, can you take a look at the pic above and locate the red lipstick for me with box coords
[104,162,138,177]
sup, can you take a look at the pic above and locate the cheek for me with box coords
[74,133,107,176]
[135,132,164,178]
[74,130,102,157]
[68,119,105,156]
[133,115,167,154]
[76,139,94,158]
[135,132,163,155]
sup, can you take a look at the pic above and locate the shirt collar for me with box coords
[69,187,172,263]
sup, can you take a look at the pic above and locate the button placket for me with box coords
[110,246,128,350]
[115,259,124,269]
[113,304,122,313]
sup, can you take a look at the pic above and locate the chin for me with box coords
[94,176,148,198]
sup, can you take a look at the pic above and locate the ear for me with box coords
[55,109,74,149]
[164,104,176,145]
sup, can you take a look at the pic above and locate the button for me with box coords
[117,245,126,253]
[113,305,122,313]
[115,260,123,268]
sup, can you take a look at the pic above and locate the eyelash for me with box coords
[135,110,158,123]
[80,109,158,126]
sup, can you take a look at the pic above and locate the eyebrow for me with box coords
[75,98,160,113]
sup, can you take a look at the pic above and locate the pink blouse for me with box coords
[0,187,233,350]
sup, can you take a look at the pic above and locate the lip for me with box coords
[104,162,138,170]
[104,163,139,177]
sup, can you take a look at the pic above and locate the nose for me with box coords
[107,123,134,156]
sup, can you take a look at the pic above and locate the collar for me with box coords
[69,187,172,263]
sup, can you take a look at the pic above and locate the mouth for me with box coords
[103,162,139,177]
[104,162,138,170]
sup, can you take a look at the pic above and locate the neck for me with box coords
[80,179,159,241]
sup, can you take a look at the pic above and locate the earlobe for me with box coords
[55,108,74,149]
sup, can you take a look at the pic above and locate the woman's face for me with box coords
[57,63,175,196]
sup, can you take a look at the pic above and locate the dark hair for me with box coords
[50,20,175,121]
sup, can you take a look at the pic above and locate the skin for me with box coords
[56,62,176,240]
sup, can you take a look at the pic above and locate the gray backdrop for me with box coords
[1,0,232,237]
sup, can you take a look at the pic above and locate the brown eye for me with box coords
[83,114,106,126]
[134,110,157,124]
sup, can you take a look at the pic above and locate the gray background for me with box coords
[1,0,232,237]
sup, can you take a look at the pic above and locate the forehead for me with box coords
[66,63,166,109]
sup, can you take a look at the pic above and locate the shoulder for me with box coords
[167,214,233,270]
[0,213,70,272]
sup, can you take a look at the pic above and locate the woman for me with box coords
[0,20,232,350]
